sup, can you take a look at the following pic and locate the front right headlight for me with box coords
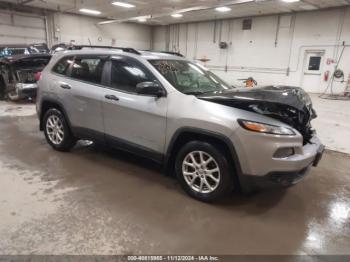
[238,119,296,136]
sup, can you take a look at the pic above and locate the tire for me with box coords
[175,141,234,202]
[43,108,76,152]
[7,90,20,101]
[0,77,5,100]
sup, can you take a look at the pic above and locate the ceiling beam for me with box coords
[19,0,35,5]
[98,0,264,25]
[300,0,320,9]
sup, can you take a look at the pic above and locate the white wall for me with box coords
[0,10,47,44]
[48,13,152,50]
[153,7,350,94]
[1,7,349,94]
[0,10,152,50]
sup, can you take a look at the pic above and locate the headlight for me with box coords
[238,119,296,136]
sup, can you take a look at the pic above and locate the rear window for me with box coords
[52,56,74,76]
[70,56,106,84]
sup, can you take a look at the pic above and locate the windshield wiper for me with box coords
[183,91,205,95]
[184,90,218,95]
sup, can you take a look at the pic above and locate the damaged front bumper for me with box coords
[235,133,325,192]
[8,83,37,100]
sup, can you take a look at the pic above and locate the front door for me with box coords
[102,56,167,160]
[301,51,325,93]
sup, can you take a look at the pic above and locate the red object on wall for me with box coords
[326,58,335,65]
[324,70,330,82]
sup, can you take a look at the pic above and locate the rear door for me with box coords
[51,55,106,139]
[101,56,167,160]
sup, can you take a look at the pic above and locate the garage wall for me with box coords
[0,10,47,44]
[153,7,350,94]
[48,13,152,50]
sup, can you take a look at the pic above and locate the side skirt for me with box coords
[71,126,164,164]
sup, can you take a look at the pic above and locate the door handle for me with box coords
[60,83,71,89]
[105,94,119,101]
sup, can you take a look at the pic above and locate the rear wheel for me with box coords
[43,108,76,151]
[175,141,234,202]
[0,77,5,100]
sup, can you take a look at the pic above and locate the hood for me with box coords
[1,54,51,64]
[198,86,316,144]
[198,85,313,111]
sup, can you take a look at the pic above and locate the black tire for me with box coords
[43,108,76,152]
[0,77,5,100]
[175,141,234,202]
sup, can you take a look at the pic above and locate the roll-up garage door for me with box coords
[0,11,46,44]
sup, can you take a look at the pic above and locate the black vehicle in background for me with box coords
[0,54,51,101]
[0,43,49,57]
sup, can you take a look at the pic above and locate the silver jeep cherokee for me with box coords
[36,46,324,202]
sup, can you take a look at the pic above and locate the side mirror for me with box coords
[136,81,166,97]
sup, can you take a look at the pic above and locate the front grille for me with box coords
[17,70,36,83]
[22,88,36,95]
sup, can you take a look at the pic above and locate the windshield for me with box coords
[149,60,233,95]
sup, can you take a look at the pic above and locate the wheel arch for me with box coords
[39,99,72,131]
[164,127,243,189]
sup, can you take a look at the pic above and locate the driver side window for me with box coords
[110,59,155,93]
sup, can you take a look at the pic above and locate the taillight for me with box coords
[34,72,42,82]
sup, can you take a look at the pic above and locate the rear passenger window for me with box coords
[71,56,106,84]
[52,56,73,75]
[110,59,154,93]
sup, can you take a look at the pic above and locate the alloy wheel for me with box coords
[46,115,64,145]
[182,151,221,194]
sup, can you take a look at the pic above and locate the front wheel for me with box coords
[43,108,76,152]
[7,90,20,101]
[175,141,234,202]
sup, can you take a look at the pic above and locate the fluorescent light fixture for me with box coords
[281,0,300,2]
[171,13,183,18]
[138,17,147,22]
[79,8,101,15]
[112,1,135,8]
[215,6,231,12]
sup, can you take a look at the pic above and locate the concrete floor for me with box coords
[0,100,349,255]
[310,94,350,155]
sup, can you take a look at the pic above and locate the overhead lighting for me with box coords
[79,8,101,15]
[112,1,135,8]
[171,13,183,18]
[281,0,300,2]
[138,17,147,23]
[215,6,231,12]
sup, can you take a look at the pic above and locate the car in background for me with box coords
[0,43,49,58]
[0,53,51,101]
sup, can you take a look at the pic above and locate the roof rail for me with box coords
[69,45,141,55]
[160,51,184,57]
[141,50,185,57]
